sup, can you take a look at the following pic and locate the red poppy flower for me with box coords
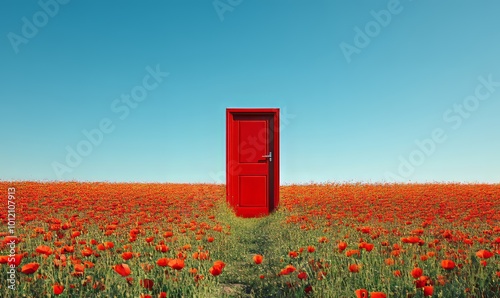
[155,244,169,253]
[35,245,53,255]
[304,285,313,293]
[370,292,387,298]
[122,252,133,260]
[441,260,455,270]
[346,249,360,257]
[168,258,185,270]
[209,265,223,276]
[359,242,374,252]
[157,258,169,267]
[476,249,494,259]
[349,264,361,273]
[423,285,434,296]
[411,267,423,279]
[280,264,296,275]
[53,284,64,295]
[21,263,40,274]
[253,254,263,264]
[297,271,307,280]
[113,264,131,277]
[1,254,23,266]
[140,279,154,289]
[62,245,74,253]
[74,263,85,273]
[318,236,328,243]
[355,289,368,298]
[338,241,348,252]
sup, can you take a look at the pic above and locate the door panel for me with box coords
[239,176,267,207]
[238,120,267,163]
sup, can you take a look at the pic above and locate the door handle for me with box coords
[262,152,272,161]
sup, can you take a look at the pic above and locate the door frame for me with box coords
[226,108,280,216]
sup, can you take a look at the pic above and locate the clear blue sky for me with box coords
[1,0,500,183]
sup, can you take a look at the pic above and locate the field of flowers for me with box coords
[1,182,499,297]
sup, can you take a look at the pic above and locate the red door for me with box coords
[226,108,279,217]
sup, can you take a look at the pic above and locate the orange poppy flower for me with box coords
[280,264,296,275]
[35,245,53,255]
[253,254,263,264]
[62,245,74,253]
[476,249,494,259]
[346,249,360,257]
[74,264,85,272]
[168,258,185,270]
[318,236,328,243]
[338,241,348,252]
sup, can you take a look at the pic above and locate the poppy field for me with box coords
[1,182,499,297]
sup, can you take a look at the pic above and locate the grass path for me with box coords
[212,204,297,297]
